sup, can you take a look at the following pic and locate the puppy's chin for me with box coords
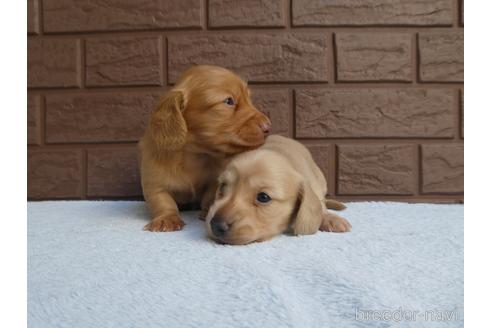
[209,235,256,245]
[203,138,266,155]
[188,133,265,156]
[220,142,263,155]
[220,134,267,154]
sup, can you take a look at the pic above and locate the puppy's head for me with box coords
[149,65,271,154]
[205,150,323,245]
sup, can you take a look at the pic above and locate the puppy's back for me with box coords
[260,135,327,200]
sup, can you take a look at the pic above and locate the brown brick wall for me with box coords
[27,0,464,202]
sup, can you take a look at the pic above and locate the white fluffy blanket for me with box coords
[28,201,463,328]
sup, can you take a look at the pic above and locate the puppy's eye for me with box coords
[256,192,271,204]
[224,97,235,106]
[218,183,226,197]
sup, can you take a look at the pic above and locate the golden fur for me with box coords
[139,65,271,232]
[205,135,351,245]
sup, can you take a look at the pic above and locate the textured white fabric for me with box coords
[28,201,463,328]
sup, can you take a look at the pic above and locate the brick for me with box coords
[337,144,414,195]
[27,95,41,145]
[46,92,160,143]
[28,150,82,198]
[43,0,202,33]
[27,39,80,88]
[419,31,464,82]
[86,37,162,87]
[335,33,412,82]
[87,148,141,197]
[421,144,463,193]
[27,0,39,34]
[292,0,453,26]
[168,34,329,83]
[251,89,291,137]
[209,0,285,27]
[296,88,454,138]
[306,144,332,193]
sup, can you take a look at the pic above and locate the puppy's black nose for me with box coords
[210,216,229,237]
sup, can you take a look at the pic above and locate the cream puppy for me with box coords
[205,135,351,245]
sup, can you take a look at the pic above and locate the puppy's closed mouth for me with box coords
[207,222,257,245]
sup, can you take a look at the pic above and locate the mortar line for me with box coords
[81,148,88,199]
[79,39,85,89]
[37,0,43,35]
[414,144,421,196]
[329,32,336,84]
[453,88,461,140]
[412,33,418,84]
[29,26,465,39]
[160,35,166,87]
[204,0,209,30]
[39,95,46,146]
[291,89,297,138]
[285,0,292,29]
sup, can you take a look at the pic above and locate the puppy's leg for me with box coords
[325,198,347,211]
[320,212,352,233]
[198,182,218,221]
[144,191,185,232]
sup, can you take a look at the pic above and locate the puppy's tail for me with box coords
[325,198,347,211]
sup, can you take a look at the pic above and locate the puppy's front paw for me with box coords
[198,208,209,221]
[144,215,185,232]
[320,214,352,233]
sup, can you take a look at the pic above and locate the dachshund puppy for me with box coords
[139,65,271,232]
[205,135,351,245]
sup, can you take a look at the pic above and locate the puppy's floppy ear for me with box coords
[149,89,187,151]
[291,181,323,235]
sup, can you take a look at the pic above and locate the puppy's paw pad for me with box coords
[320,216,352,233]
[144,215,185,232]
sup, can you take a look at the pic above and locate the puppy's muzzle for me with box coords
[210,215,230,238]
